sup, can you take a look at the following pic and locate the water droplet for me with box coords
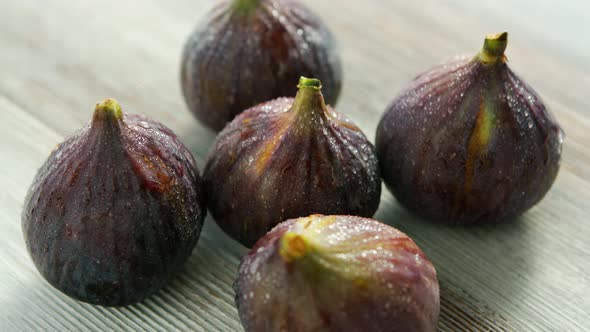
[558,132,564,144]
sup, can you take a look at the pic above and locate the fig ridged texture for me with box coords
[376,34,563,224]
[235,214,440,332]
[22,99,206,306]
[181,0,342,131]
[204,79,380,247]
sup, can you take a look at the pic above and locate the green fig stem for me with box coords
[92,98,123,125]
[298,77,322,90]
[232,0,260,14]
[479,32,508,64]
[291,77,328,123]
[279,232,310,263]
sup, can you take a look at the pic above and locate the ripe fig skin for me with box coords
[204,78,381,247]
[21,99,206,306]
[376,33,564,224]
[235,214,440,332]
[181,0,342,131]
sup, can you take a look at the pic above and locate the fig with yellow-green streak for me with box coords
[235,214,440,332]
[376,32,563,224]
[204,77,380,247]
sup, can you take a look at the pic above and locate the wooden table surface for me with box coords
[1,0,589,331]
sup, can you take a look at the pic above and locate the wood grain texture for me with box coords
[0,0,588,331]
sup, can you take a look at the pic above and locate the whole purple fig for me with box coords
[22,99,206,306]
[204,77,380,247]
[235,214,440,332]
[376,32,563,224]
[181,0,342,131]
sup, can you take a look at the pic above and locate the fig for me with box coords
[204,77,381,247]
[235,214,440,332]
[376,32,564,224]
[180,0,342,131]
[21,99,206,306]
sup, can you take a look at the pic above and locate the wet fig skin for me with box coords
[181,0,342,131]
[376,33,563,224]
[235,214,440,332]
[204,78,381,247]
[22,99,206,306]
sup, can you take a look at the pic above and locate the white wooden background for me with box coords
[1,0,589,331]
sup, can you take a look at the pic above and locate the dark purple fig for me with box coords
[21,99,206,306]
[204,77,380,247]
[181,0,342,131]
[235,214,440,332]
[376,32,564,224]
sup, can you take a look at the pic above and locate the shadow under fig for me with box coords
[158,216,247,306]
[5,218,246,330]
[107,218,246,330]
[375,192,537,331]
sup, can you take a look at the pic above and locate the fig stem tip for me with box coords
[298,77,322,90]
[232,0,260,13]
[94,98,123,120]
[280,232,309,263]
[480,32,508,64]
